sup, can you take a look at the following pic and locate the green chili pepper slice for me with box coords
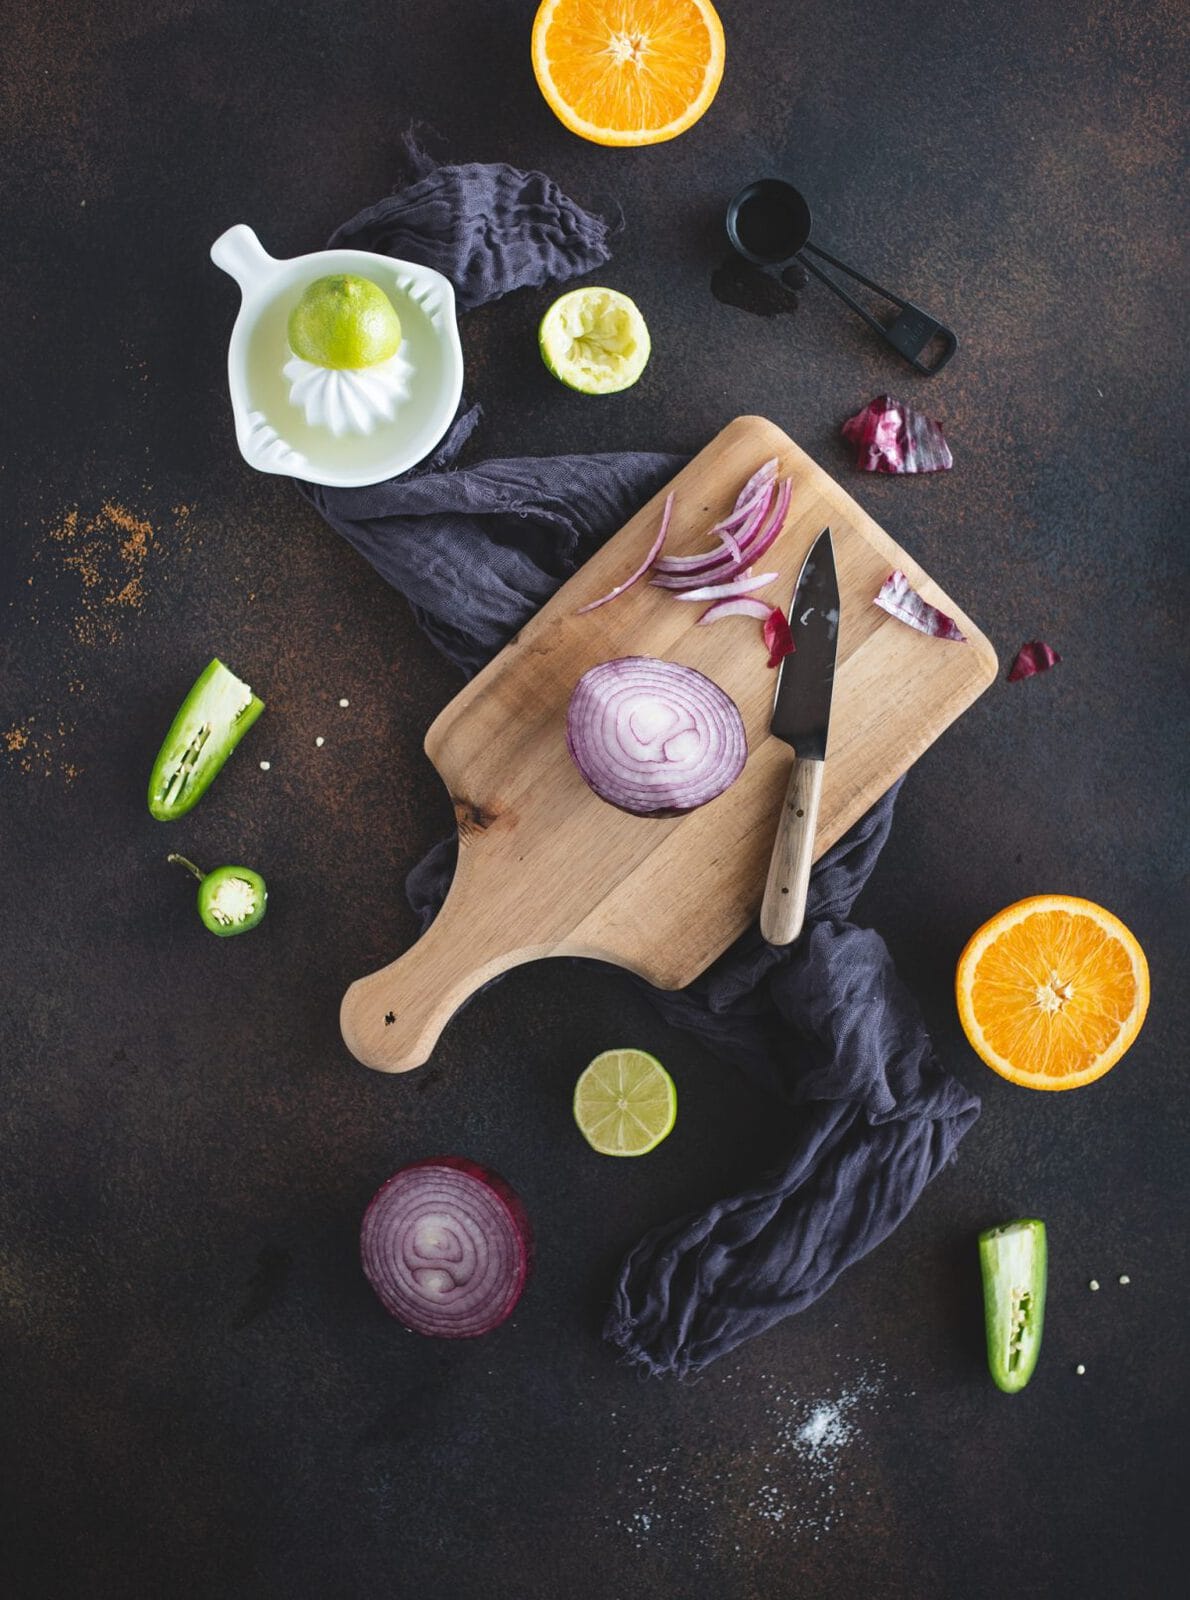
[980,1218,1047,1393]
[168,856,267,937]
[147,659,264,820]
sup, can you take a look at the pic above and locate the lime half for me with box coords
[539,287,651,394]
[288,275,402,370]
[573,1049,676,1156]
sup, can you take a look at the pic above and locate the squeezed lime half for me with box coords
[287,275,403,370]
[539,287,651,394]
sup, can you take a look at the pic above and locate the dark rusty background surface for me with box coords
[1,2,1187,1596]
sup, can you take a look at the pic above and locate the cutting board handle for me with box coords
[340,883,529,1072]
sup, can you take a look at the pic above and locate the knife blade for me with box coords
[760,527,840,944]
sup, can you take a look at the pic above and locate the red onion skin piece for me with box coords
[576,492,673,614]
[763,607,796,667]
[360,1156,532,1339]
[842,395,954,474]
[874,570,967,642]
[566,655,747,818]
[1008,641,1061,681]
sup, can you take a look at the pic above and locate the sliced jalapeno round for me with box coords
[168,856,267,937]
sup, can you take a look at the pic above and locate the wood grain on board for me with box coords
[341,416,997,1071]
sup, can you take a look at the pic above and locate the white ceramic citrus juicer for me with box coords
[210,224,464,489]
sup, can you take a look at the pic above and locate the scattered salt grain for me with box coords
[259,760,270,771]
[615,1363,887,1556]
[315,737,324,747]
[338,697,350,708]
[1118,1274,1130,1285]
[1075,1364,1086,1375]
[1089,1279,1100,1291]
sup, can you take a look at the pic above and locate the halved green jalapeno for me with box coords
[148,659,264,820]
[168,855,267,937]
[980,1218,1047,1393]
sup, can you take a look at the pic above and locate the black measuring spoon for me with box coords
[725,179,957,375]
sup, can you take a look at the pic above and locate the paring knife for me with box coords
[760,526,840,945]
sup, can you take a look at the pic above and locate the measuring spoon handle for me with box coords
[800,243,957,375]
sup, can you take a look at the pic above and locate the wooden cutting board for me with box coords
[341,416,997,1072]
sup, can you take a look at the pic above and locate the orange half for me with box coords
[956,895,1150,1090]
[532,0,725,147]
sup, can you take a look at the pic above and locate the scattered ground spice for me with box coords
[5,497,196,786]
[2,718,79,781]
[41,500,159,646]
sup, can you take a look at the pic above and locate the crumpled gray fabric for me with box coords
[327,134,618,314]
[299,148,980,1375]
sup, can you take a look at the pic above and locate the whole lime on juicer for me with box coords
[288,274,402,370]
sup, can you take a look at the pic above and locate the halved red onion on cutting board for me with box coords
[566,656,747,817]
[360,1157,532,1338]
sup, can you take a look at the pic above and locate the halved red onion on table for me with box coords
[361,1156,532,1338]
[566,656,747,817]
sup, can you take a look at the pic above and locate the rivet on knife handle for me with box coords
[760,756,824,944]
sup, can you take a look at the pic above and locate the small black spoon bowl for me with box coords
[726,178,957,375]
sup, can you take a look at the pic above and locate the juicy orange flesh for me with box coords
[971,910,1139,1078]
[542,0,716,130]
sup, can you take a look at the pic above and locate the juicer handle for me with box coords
[210,225,279,298]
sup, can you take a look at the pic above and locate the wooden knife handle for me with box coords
[759,757,825,945]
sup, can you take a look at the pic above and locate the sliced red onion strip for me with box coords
[576,493,674,614]
[672,570,779,602]
[654,485,774,575]
[1008,640,1061,681]
[652,458,778,575]
[566,655,747,817]
[361,1157,531,1339]
[697,596,774,625]
[728,455,779,510]
[717,524,745,566]
[874,570,967,641]
[652,478,792,590]
[842,395,953,474]
[697,597,795,668]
